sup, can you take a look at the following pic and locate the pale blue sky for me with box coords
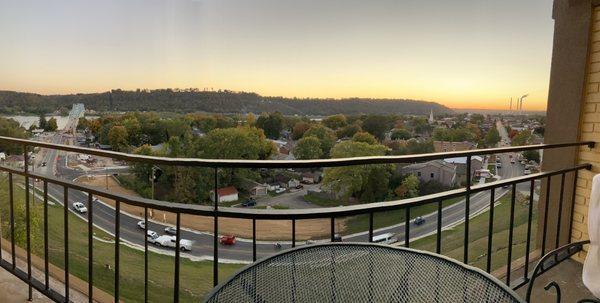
[0,0,554,109]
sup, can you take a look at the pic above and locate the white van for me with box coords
[372,233,396,244]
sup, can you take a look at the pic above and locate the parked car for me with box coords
[155,235,192,251]
[496,163,502,168]
[524,169,531,175]
[146,230,159,244]
[510,159,516,164]
[164,226,177,234]
[41,161,47,167]
[414,216,425,225]
[332,234,343,242]
[137,221,146,229]
[72,202,87,213]
[241,199,256,207]
[275,188,286,194]
[295,184,304,189]
[219,235,236,245]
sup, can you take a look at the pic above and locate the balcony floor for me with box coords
[0,266,51,303]
[515,258,597,302]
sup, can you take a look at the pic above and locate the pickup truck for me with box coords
[155,235,192,251]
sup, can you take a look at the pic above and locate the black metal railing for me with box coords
[0,135,594,302]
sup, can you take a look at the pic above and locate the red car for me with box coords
[219,235,236,245]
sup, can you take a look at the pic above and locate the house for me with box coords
[5,155,25,168]
[301,172,322,184]
[400,160,457,187]
[433,141,477,153]
[0,152,5,161]
[210,186,239,203]
[288,179,301,188]
[444,156,484,184]
[240,179,268,197]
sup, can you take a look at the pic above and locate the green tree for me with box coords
[523,150,540,163]
[45,117,58,131]
[293,136,323,159]
[304,125,336,157]
[292,122,311,140]
[484,128,501,147]
[394,175,419,199]
[322,141,391,202]
[511,130,533,146]
[362,115,390,140]
[352,131,378,145]
[322,114,347,130]
[108,125,130,152]
[391,128,411,140]
[196,127,275,160]
[256,112,283,139]
[336,122,362,139]
[0,117,27,154]
[38,113,47,130]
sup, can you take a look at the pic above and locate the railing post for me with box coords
[556,173,566,248]
[87,193,93,303]
[404,207,410,247]
[213,167,219,287]
[486,188,495,273]
[252,219,257,262]
[568,171,579,242]
[524,179,535,282]
[436,200,442,254]
[44,181,49,291]
[464,155,471,263]
[23,144,32,300]
[506,183,516,285]
[114,200,120,301]
[9,173,15,270]
[144,207,148,302]
[292,219,296,248]
[63,186,69,302]
[174,212,181,303]
[542,176,552,256]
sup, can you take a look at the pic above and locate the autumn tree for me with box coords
[322,114,347,130]
[108,125,130,152]
[352,132,378,145]
[293,136,323,160]
[322,141,392,202]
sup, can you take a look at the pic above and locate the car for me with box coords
[137,221,146,229]
[241,199,256,207]
[146,230,159,244]
[164,226,177,234]
[414,216,425,225]
[155,235,192,251]
[295,184,304,189]
[72,202,87,213]
[219,235,236,245]
[332,234,343,242]
[496,163,502,168]
[275,188,286,194]
[305,240,317,245]
[41,161,47,167]
[510,159,516,164]
[524,169,531,175]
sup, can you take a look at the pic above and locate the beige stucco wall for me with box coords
[572,6,600,262]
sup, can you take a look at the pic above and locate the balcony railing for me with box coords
[0,135,594,302]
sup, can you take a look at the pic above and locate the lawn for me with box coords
[342,196,465,235]
[0,175,242,302]
[411,193,538,272]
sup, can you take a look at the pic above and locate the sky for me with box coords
[0,0,555,110]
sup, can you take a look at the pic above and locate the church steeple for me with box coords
[428,109,434,124]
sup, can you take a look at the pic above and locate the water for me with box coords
[3,115,98,130]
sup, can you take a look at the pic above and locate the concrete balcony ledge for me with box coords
[0,266,51,303]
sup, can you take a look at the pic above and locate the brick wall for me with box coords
[573,7,600,262]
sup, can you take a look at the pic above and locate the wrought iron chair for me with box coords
[525,240,599,303]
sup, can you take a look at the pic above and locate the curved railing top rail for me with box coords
[0,162,591,220]
[0,135,594,168]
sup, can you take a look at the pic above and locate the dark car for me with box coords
[241,199,256,207]
[41,161,47,167]
[414,216,425,225]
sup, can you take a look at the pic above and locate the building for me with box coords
[210,186,239,203]
[400,160,457,187]
[444,156,484,184]
[301,172,322,184]
[433,141,477,153]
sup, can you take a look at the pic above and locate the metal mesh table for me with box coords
[205,243,524,302]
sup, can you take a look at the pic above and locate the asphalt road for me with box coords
[27,120,535,263]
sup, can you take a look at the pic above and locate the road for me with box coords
[27,119,534,263]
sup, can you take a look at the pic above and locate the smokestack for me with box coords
[510,98,512,110]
